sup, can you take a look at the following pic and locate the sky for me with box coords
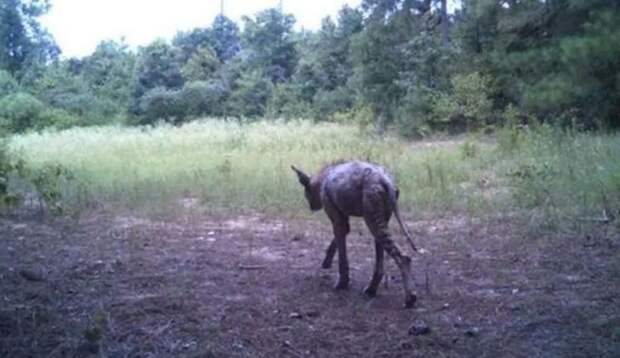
[41,0,363,58]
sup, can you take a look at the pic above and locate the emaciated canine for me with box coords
[292,160,419,308]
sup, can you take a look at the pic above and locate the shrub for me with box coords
[25,163,75,215]
[429,72,494,131]
[227,71,273,118]
[179,80,228,118]
[36,108,82,130]
[139,87,186,124]
[46,91,118,120]
[266,83,313,119]
[0,92,45,132]
[313,87,355,120]
[0,137,17,207]
[0,70,19,97]
[395,85,436,138]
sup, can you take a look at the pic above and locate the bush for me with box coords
[227,71,273,118]
[179,80,228,118]
[0,137,16,207]
[266,83,313,119]
[313,87,355,120]
[0,70,19,97]
[0,93,45,132]
[46,91,118,120]
[36,108,82,130]
[395,85,436,138]
[430,72,494,131]
[139,87,186,124]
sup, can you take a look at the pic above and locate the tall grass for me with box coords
[8,119,620,230]
[8,120,484,217]
[496,124,620,230]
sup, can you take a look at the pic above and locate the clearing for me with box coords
[1,207,618,357]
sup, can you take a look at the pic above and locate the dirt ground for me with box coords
[1,207,619,357]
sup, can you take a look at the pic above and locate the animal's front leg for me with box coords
[322,239,337,269]
[332,219,350,290]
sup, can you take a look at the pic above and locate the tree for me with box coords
[81,40,136,110]
[227,70,273,117]
[316,7,363,91]
[352,0,424,129]
[130,40,184,114]
[242,9,297,83]
[0,0,59,77]
[173,27,212,63]
[32,61,116,122]
[181,46,220,82]
[211,15,241,61]
[180,80,228,118]
[456,0,620,128]
[289,6,364,118]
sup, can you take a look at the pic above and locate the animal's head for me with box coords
[291,165,322,211]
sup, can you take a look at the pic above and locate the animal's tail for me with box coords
[384,183,418,254]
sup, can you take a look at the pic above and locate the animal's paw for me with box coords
[334,280,350,290]
[404,293,417,309]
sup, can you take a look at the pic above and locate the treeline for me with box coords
[0,0,619,136]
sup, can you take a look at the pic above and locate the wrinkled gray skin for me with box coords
[292,160,418,308]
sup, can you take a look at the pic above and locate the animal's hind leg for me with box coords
[322,239,337,269]
[363,185,416,307]
[364,240,384,297]
[378,235,415,308]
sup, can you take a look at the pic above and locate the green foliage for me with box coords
[32,61,120,125]
[394,86,433,137]
[432,72,494,129]
[0,135,18,208]
[0,92,82,132]
[37,108,82,130]
[130,40,184,114]
[179,80,227,118]
[0,69,18,96]
[0,0,617,133]
[396,72,493,136]
[460,137,480,159]
[228,70,273,117]
[457,0,620,128]
[138,87,186,124]
[10,120,471,216]
[266,83,313,119]
[313,87,355,120]
[173,27,213,63]
[211,15,241,61]
[80,40,136,110]
[242,9,297,83]
[181,46,220,82]
[0,92,45,132]
[0,0,59,77]
[495,124,620,229]
[352,0,451,130]
[22,163,75,215]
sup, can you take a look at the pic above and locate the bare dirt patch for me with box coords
[1,210,619,357]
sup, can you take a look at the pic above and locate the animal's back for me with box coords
[321,161,395,217]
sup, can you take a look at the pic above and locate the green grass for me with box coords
[8,119,620,230]
[495,124,620,229]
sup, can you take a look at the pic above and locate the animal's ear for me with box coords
[291,165,310,187]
